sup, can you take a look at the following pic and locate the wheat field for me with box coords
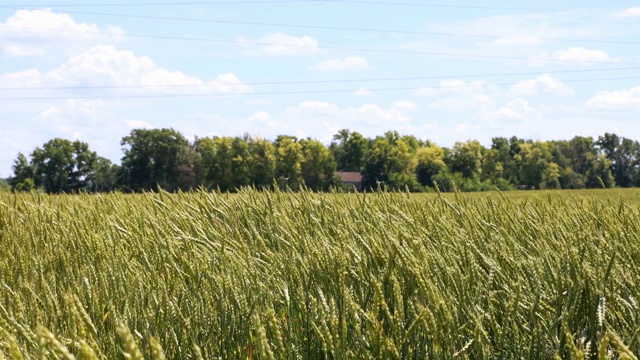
[1,189,640,359]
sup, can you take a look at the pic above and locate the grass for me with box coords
[1,188,640,359]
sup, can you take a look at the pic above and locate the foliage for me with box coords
[120,128,195,192]
[2,189,640,358]
[330,129,369,172]
[0,178,10,192]
[8,128,638,193]
[29,139,98,193]
[275,136,303,190]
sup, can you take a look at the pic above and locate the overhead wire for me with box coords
[2,67,640,91]
[0,3,637,100]
[0,1,558,12]
[1,75,638,100]
[0,1,317,7]
[329,1,555,11]
[2,25,638,65]
[2,8,637,46]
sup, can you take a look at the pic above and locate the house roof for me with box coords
[336,172,363,183]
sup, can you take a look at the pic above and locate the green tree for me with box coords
[330,129,369,172]
[515,142,553,189]
[585,155,615,188]
[90,157,120,192]
[449,140,484,179]
[480,149,504,184]
[121,128,193,192]
[491,137,518,184]
[194,136,250,192]
[275,136,303,190]
[248,137,276,189]
[30,139,98,193]
[194,137,218,190]
[0,178,10,192]
[551,136,613,189]
[415,144,447,187]
[542,162,562,189]
[300,138,338,191]
[9,152,35,192]
[231,136,252,189]
[597,133,640,187]
[362,134,418,191]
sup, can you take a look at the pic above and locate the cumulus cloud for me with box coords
[278,101,411,142]
[415,79,492,97]
[587,87,640,111]
[493,99,533,120]
[429,94,494,111]
[281,101,414,126]
[308,56,371,72]
[125,120,154,129]
[392,100,418,111]
[1,46,253,95]
[170,101,419,143]
[247,111,278,127]
[236,32,319,56]
[39,99,106,122]
[245,98,273,106]
[510,74,575,96]
[0,9,124,56]
[489,36,542,47]
[551,47,618,64]
[618,7,640,18]
[0,69,42,87]
[353,87,375,97]
[33,99,122,149]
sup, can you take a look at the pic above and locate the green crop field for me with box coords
[1,189,640,359]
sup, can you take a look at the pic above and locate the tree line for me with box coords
[7,128,640,193]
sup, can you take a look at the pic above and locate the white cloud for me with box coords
[429,94,494,111]
[0,9,124,56]
[281,101,413,126]
[493,99,533,120]
[39,99,105,121]
[416,79,492,97]
[510,74,574,96]
[245,98,273,106]
[236,32,319,56]
[551,47,618,64]
[587,87,640,111]
[308,56,371,72]
[1,46,253,95]
[456,124,469,133]
[0,69,42,87]
[247,111,278,127]
[207,73,253,95]
[489,36,542,47]
[353,87,375,97]
[174,104,389,144]
[33,99,120,145]
[618,7,640,18]
[392,100,418,111]
[125,120,154,129]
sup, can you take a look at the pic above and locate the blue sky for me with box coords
[1,1,639,177]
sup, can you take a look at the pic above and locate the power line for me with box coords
[0,1,558,12]
[2,67,639,91]
[325,1,555,12]
[1,75,637,100]
[4,25,637,65]
[4,8,635,46]
[0,1,315,7]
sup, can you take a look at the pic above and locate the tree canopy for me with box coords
[8,128,640,193]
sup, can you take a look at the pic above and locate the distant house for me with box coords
[336,172,363,191]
